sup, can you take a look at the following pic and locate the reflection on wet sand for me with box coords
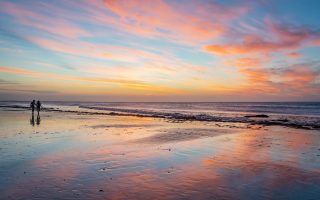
[133,128,233,143]
[29,113,41,126]
[30,114,35,126]
[1,110,320,200]
[36,114,41,126]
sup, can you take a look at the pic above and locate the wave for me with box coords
[1,104,319,130]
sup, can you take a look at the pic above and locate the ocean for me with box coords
[1,101,320,129]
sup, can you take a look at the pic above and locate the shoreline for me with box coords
[1,105,319,130]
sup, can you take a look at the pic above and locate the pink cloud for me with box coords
[286,52,302,59]
[239,64,320,96]
[312,39,320,46]
[203,18,320,97]
[0,0,249,45]
[267,20,308,43]
[276,65,320,87]
[99,0,248,43]
[1,0,248,44]
[205,33,305,55]
[205,20,318,55]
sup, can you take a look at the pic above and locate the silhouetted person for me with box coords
[36,100,42,116]
[30,100,36,114]
[36,114,41,126]
[30,114,35,126]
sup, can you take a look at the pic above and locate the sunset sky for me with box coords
[0,0,320,101]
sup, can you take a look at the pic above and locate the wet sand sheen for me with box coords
[0,110,320,200]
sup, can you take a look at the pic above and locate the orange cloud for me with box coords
[0,67,141,85]
[205,45,231,55]
[224,56,273,89]
[230,58,264,67]
[0,67,44,76]
[0,67,182,94]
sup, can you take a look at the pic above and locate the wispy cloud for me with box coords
[0,79,20,85]
[286,52,302,59]
[0,88,59,94]
[205,20,319,55]
[0,67,182,94]
[26,36,162,63]
[0,1,90,39]
[99,0,248,43]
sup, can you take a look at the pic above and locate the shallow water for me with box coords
[0,110,320,200]
[1,101,320,129]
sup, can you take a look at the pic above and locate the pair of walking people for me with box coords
[30,100,42,115]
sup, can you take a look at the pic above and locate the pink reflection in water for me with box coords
[1,111,320,199]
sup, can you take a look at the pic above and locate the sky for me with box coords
[0,0,320,102]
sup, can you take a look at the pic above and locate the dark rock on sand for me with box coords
[277,119,289,122]
[244,114,269,118]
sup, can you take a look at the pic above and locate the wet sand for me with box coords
[0,110,320,200]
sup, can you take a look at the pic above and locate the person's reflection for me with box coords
[36,114,41,126]
[30,113,35,126]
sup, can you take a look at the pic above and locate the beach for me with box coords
[1,0,320,199]
[1,107,320,200]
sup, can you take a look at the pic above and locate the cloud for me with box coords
[0,1,90,39]
[99,0,248,43]
[0,67,181,93]
[225,57,264,68]
[0,88,59,94]
[0,0,319,101]
[205,20,319,55]
[27,36,162,62]
[0,79,20,85]
[203,18,320,98]
[273,64,320,87]
[239,63,320,96]
[312,39,320,46]
[0,0,249,45]
[205,33,304,55]
[0,66,143,85]
[286,52,302,59]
